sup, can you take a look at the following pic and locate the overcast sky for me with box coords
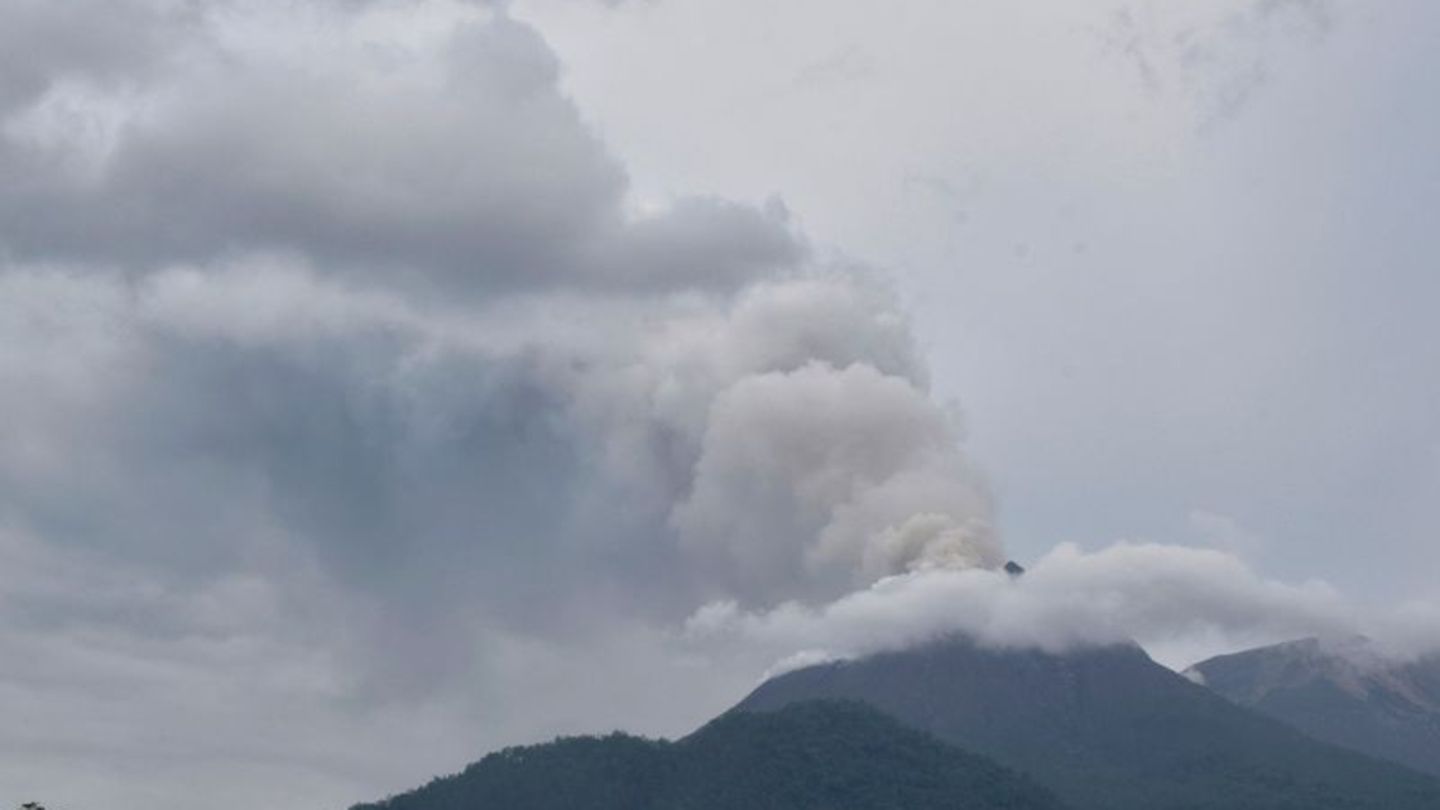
[1,1,1437,809]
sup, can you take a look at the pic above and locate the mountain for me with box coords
[1186,637,1440,777]
[733,635,1440,810]
[351,699,1065,810]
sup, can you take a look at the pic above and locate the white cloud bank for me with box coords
[686,542,1440,673]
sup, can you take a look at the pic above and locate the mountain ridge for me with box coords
[1187,637,1440,777]
[733,634,1440,810]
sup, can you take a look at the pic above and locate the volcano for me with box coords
[733,635,1440,810]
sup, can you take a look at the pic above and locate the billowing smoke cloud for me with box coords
[0,0,996,608]
[0,3,1002,805]
[673,361,999,601]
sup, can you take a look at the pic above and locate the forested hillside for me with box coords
[351,700,1064,810]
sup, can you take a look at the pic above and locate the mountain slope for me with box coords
[1186,637,1440,777]
[734,636,1440,810]
[350,699,1065,810]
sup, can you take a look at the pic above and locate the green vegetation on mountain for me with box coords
[351,700,1065,810]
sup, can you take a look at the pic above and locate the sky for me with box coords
[0,1,1437,808]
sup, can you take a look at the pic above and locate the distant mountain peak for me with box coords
[1188,637,1440,777]
[1186,636,1439,709]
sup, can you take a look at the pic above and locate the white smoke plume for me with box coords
[0,0,1000,620]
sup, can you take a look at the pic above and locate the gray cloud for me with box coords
[0,5,795,295]
[0,0,196,114]
[0,258,987,618]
